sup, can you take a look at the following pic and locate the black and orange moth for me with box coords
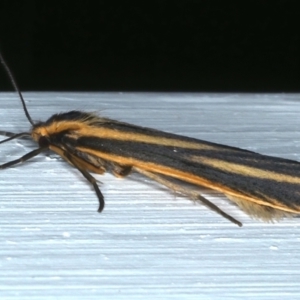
[1,51,300,227]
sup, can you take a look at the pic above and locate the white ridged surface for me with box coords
[1,92,300,299]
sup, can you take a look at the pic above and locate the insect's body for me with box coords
[1,50,300,226]
[30,110,300,223]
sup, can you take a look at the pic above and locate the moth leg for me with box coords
[0,132,31,144]
[72,150,107,174]
[63,150,105,212]
[133,167,242,227]
[111,163,132,177]
[0,147,46,169]
[0,130,17,137]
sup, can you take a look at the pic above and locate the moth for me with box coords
[1,51,300,227]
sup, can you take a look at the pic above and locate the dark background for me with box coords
[0,1,299,92]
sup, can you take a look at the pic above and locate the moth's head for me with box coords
[31,122,51,148]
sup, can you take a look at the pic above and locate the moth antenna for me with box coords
[0,50,35,126]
